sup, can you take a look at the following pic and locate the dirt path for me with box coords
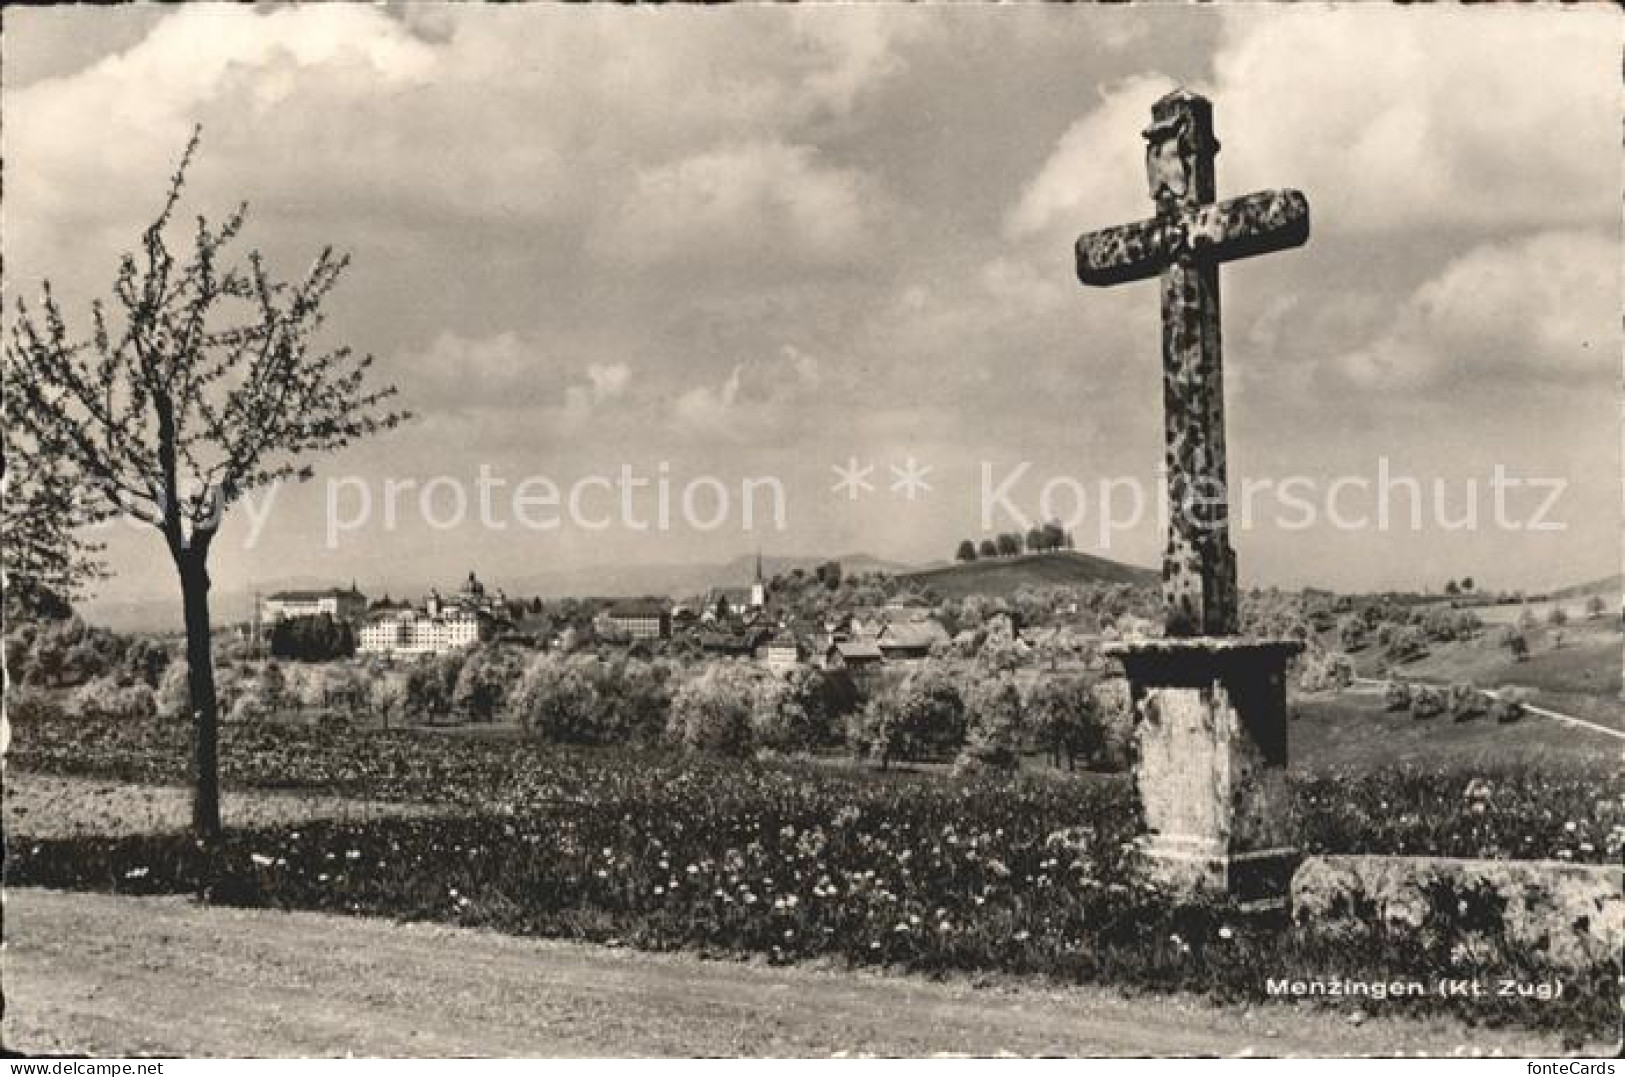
[1,889,1579,1057]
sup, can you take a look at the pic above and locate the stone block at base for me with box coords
[1137,838,1300,913]
[1105,637,1302,910]
[1293,855,1623,969]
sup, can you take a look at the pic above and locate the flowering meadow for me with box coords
[11,711,1621,866]
[6,711,1620,1037]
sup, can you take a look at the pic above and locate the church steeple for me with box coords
[750,548,766,609]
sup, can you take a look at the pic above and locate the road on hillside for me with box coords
[1,890,1583,1057]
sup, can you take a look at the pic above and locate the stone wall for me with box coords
[1294,855,1623,969]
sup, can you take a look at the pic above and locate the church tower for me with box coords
[750,551,767,609]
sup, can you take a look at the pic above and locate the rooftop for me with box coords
[266,586,364,602]
[606,598,669,619]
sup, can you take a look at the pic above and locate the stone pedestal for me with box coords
[1105,638,1301,912]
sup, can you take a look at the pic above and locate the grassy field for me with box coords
[1289,687,1621,771]
[7,685,1621,1044]
[1350,619,1624,730]
[3,773,440,839]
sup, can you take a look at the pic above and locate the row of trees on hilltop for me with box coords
[954,522,1074,562]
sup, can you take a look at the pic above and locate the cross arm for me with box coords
[1076,189,1310,287]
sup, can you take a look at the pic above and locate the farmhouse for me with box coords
[876,620,950,661]
[824,638,883,671]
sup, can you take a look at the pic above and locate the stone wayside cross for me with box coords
[1076,90,1310,913]
[1076,89,1308,637]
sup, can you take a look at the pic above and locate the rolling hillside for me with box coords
[898,551,1156,601]
[1550,573,1622,601]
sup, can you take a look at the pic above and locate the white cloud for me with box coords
[561,362,634,430]
[591,142,877,271]
[668,345,825,439]
[1334,230,1616,390]
[1007,73,1178,241]
[4,6,907,284]
[586,363,632,400]
[672,365,746,434]
[1009,8,1614,241]
[399,332,540,408]
[399,335,637,428]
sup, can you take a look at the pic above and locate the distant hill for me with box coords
[1550,574,1622,601]
[507,553,919,602]
[77,554,921,631]
[897,551,1156,601]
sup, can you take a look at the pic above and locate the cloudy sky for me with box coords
[5,3,1617,605]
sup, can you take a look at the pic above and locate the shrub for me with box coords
[155,661,191,722]
[71,676,157,722]
[1489,687,1532,725]
[121,637,172,688]
[959,673,1025,769]
[1447,681,1487,723]
[511,654,605,743]
[367,671,410,729]
[1091,678,1135,770]
[596,658,675,745]
[1500,626,1529,662]
[1383,680,1412,712]
[1336,614,1369,652]
[1409,684,1445,720]
[402,652,465,720]
[852,662,966,766]
[1298,650,1354,693]
[668,663,760,756]
[451,645,526,723]
[229,691,268,724]
[749,666,832,753]
[7,684,66,723]
[1025,673,1103,769]
[1584,595,1606,619]
[1420,606,1474,643]
[1385,625,1429,663]
[268,613,355,662]
[1547,605,1568,627]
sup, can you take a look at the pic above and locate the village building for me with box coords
[701,625,768,657]
[259,584,367,626]
[701,553,770,624]
[875,620,950,661]
[602,598,670,641]
[762,631,806,674]
[356,572,510,656]
[823,637,883,671]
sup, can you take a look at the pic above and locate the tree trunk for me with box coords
[178,553,221,839]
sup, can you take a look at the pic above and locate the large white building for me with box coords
[357,572,509,656]
[358,607,485,655]
[259,585,367,626]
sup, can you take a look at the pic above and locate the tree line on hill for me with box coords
[953,522,1074,563]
